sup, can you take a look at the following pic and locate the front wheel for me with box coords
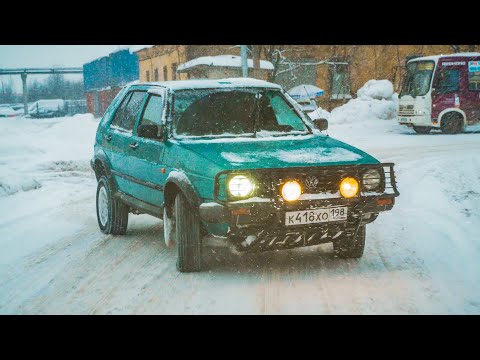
[441,114,464,134]
[413,126,431,134]
[174,192,202,272]
[96,176,129,235]
[333,225,366,259]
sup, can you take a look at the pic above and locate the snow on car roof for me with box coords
[132,78,283,91]
[409,52,480,63]
[177,55,274,72]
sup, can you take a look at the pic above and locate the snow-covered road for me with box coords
[1,115,480,314]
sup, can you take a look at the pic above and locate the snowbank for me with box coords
[0,114,98,197]
[306,79,406,144]
[357,79,394,100]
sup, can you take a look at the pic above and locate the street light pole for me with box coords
[21,73,28,115]
[241,45,248,78]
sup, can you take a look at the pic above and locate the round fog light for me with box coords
[281,180,302,202]
[340,177,359,198]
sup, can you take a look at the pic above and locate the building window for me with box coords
[146,70,150,82]
[330,63,351,100]
[172,63,177,80]
[154,68,159,81]
[163,66,168,81]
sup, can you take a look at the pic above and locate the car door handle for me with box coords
[104,134,112,142]
[129,142,139,150]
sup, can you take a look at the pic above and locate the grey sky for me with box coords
[0,45,149,92]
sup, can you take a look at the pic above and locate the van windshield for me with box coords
[400,61,435,97]
[172,88,310,138]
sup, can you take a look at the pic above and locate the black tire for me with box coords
[441,114,463,134]
[333,225,366,259]
[175,192,202,272]
[413,126,431,134]
[96,176,129,235]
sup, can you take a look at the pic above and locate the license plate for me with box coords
[400,117,409,122]
[285,207,348,226]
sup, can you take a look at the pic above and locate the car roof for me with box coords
[130,77,283,91]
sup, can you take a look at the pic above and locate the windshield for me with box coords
[400,61,435,97]
[172,88,310,138]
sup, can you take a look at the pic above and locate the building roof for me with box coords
[131,78,282,91]
[177,55,274,73]
[409,52,480,63]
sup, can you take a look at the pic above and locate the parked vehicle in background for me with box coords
[398,53,480,134]
[0,105,22,118]
[29,99,66,118]
[91,78,399,272]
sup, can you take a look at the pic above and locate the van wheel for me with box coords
[333,225,366,259]
[175,192,202,272]
[413,126,430,134]
[441,113,463,134]
[96,176,129,235]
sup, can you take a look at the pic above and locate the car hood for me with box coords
[173,134,379,171]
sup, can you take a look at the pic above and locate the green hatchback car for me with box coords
[91,78,399,272]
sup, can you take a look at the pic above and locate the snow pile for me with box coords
[307,79,401,138]
[357,79,394,100]
[328,93,398,125]
[0,114,98,197]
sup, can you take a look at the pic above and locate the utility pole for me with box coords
[241,45,248,78]
[21,73,28,115]
[252,46,261,79]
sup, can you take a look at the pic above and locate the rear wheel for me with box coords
[96,176,129,235]
[333,225,366,259]
[413,126,431,134]
[174,192,202,272]
[441,113,464,134]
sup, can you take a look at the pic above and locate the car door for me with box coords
[127,88,167,207]
[432,66,461,114]
[107,90,148,195]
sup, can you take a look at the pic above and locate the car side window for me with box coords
[139,95,163,128]
[110,91,146,132]
[436,69,460,94]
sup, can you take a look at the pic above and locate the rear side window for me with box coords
[468,72,480,91]
[110,91,146,131]
[436,69,460,94]
[139,95,163,127]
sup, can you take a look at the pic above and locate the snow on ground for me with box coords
[1,91,480,313]
[0,114,98,264]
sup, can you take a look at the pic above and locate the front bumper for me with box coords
[200,162,399,252]
[398,114,439,128]
[199,193,396,252]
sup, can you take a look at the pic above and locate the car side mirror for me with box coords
[313,118,329,131]
[138,124,163,140]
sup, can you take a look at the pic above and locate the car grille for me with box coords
[398,104,414,116]
[215,163,399,203]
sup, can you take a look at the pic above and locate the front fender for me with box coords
[438,108,467,126]
[164,170,202,209]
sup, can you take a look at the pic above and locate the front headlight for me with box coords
[339,177,359,198]
[281,180,302,202]
[362,169,381,191]
[228,175,255,198]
